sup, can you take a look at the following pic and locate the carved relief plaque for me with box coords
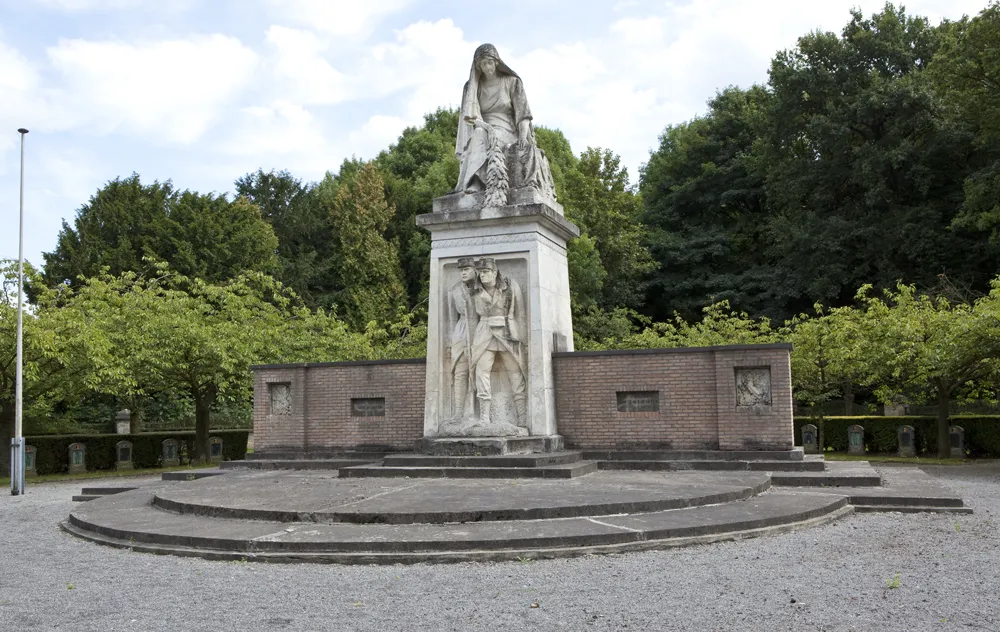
[439,254,530,434]
[269,383,292,415]
[735,368,771,407]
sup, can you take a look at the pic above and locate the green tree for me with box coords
[641,86,772,321]
[321,163,407,330]
[234,169,339,310]
[929,3,1000,239]
[374,108,460,307]
[1,261,101,468]
[57,266,371,461]
[857,281,1000,458]
[563,148,655,312]
[763,4,993,318]
[43,174,279,288]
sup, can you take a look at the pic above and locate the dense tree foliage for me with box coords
[43,174,279,288]
[640,3,999,323]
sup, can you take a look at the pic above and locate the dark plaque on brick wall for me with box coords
[616,391,659,413]
[352,398,386,417]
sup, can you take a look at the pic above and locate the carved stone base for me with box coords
[432,188,564,215]
[418,435,565,456]
[437,417,528,438]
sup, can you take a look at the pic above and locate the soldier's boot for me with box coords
[514,395,527,427]
[479,399,492,425]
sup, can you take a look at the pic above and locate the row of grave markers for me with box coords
[801,424,966,458]
[20,437,225,476]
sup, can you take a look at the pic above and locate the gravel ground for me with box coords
[1,464,998,632]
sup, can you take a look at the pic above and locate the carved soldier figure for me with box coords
[446,257,481,419]
[469,257,528,426]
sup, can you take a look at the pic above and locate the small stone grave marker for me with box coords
[115,409,130,435]
[801,424,819,454]
[24,445,37,477]
[949,426,965,459]
[897,425,915,458]
[116,440,134,471]
[162,439,180,467]
[209,437,223,463]
[847,425,865,456]
[68,442,86,474]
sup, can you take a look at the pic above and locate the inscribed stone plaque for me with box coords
[116,440,134,470]
[735,368,771,407]
[209,437,223,462]
[847,425,865,456]
[162,439,180,467]
[949,426,964,458]
[897,425,915,457]
[616,391,660,412]
[269,383,292,416]
[801,424,819,454]
[68,443,86,474]
[351,398,386,417]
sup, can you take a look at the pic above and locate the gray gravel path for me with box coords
[1,464,998,632]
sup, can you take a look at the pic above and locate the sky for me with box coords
[0,0,992,270]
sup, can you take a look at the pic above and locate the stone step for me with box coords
[80,486,137,496]
[598,460,824,472]
[338,461,600,479]
[161,469,225,481]
[220,459,376,471]
[64,487,851,563]
[853,505,973,514]
[246,451,395,461]
[381,452,582,468]
[71,494,101,502]
[583,449,805,462]
[770,471,881,487]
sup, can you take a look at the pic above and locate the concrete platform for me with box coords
[63,462,971,564]
[150,471,772,524]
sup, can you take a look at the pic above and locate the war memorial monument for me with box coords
[63,44,969,563]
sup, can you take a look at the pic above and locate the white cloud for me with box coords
[264,26,349,105]
[346,114,409,160]
[267,0,412,37]
[30,0,192,11]
[46,35,259,144]
[0,41,40,165]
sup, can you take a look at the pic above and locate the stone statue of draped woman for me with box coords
[455,44,556,204]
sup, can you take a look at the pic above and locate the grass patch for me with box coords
[0,463,218,487]
[824,453,968,465]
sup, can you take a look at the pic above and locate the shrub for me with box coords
[793,416,1000,457]
[25,430,250,475]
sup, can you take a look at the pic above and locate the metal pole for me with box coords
[11,128,28,496]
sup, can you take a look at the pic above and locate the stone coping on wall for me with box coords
[250,358,427,370]
[552,343,793,358]
[251,343,793,370]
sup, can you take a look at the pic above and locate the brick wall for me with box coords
[251,344,793,454]
[552,344,793,450]
[252,359,426,453]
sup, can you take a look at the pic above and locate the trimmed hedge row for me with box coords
[793,416,1000,457]
[24,430,250,476]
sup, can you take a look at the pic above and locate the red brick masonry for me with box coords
[251,344,793,453]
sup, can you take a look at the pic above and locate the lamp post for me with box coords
[11,128,28,496]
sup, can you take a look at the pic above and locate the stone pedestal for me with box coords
[416,197,579,444]
[417,435,565,456]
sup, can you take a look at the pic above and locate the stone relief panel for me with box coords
[269,383,292,416]
[439,254,530,437]
[735,368,772,408]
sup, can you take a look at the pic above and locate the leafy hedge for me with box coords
[793,416,1000,457]
[24,430,250,475]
